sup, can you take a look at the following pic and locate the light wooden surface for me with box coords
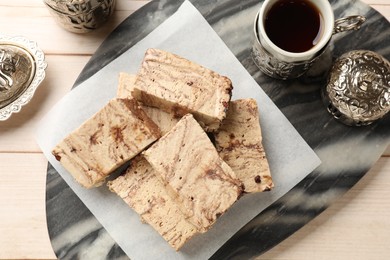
[0,1,389,259]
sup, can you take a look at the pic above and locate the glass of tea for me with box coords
[252,0,366,80]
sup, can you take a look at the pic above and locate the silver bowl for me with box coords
[43,0,116,33]
[0,35,47,121]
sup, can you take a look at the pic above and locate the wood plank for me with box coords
[0,153,56,260]
[0,2,388,54]
[0,0,385,8]
[362,0,390,5]
[0,55,90,152]
[369,5,390,21]
[0,155,388,259]
[0,0,150,55]
[0,0,149,10]
[0,0,384,9]
[259,157,390,260]
[385,146,390,156]
[0,7,134,55]
[116,0,150,11]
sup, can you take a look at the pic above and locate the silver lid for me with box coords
[322,50,390,126]
[0,35,47,121]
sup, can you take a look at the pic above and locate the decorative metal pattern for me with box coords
[0,49,20,91]
[251,11,326,80]
[251,39,318,80]
[44,0,116,33]
[323,50,390,126]
[0,35,47,121]
[251,12,366,80]
[333,15,366,34]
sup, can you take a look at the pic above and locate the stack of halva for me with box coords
[52,48,274,250]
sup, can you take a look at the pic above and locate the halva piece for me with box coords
[108,156,198,250]
[116,72,137,99]
[214,99,273,193]
[143,114,242,232]
[117,72,179,135]
[52,98,161,188]
[132,48,233,132]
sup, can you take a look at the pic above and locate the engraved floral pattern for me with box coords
[325,50,390,125]
[0,50,20,91]
[44,0,115,33]
[251,39,317,80]
[0,35,47,120]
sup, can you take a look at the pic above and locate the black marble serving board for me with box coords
[46,0,390,259]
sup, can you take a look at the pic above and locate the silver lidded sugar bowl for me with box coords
[43,0,116,33]
[322,50,390,126]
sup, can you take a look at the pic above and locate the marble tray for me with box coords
[46,0,390,259]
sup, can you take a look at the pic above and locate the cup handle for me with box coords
[333,15,366,34]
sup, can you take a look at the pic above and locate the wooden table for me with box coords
[0,1,389,259]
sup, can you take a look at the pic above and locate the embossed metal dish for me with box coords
[0,35,47,121]
[322,50,390,126]
[44,0,116,33]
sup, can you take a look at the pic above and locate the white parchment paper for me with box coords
[36,1,321,259]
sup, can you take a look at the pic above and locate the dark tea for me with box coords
[264,0,324,53]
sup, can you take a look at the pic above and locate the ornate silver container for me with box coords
[251,10,326,80]
[43,0,116,33]
[251,10,366,80]
[322,50,390,126]
[0,35,47,121]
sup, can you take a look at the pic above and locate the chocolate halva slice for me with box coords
[143,114,242,232]
[214,99,274,193]
[117,72,179,135]
[132,48,233,132]
[108,156,198,250]
[116,72,137,99]
[52,98,161,188]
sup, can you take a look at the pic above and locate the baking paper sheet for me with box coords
[36,1,321,259]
